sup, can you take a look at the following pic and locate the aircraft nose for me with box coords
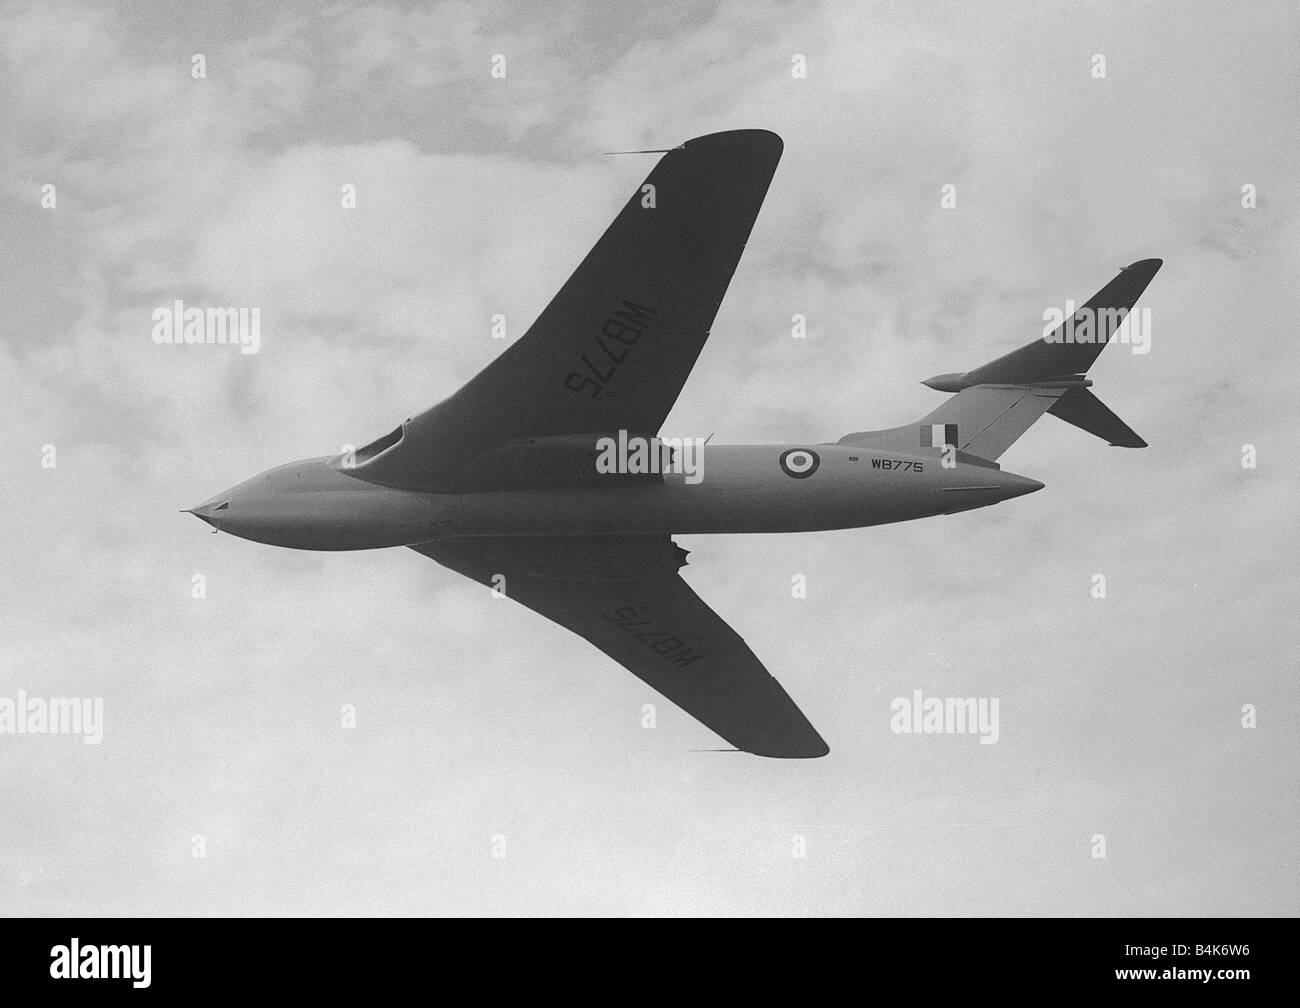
[183,496,232,529]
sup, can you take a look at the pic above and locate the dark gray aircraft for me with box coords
[188,129,1160,758]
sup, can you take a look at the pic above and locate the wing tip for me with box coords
[743,736,831,759]
[1119,257,1163,276]
[682,128,784,158]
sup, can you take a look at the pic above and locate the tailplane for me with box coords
[839,259,1160,462]
[1046,387,1146,448]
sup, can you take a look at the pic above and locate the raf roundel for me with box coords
[779,448,820,479]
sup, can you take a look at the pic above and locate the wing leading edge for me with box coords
[411,535,828,758]
[347,129,784,493]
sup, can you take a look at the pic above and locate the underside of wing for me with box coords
[411,534,828,758]
[348,129,783,493]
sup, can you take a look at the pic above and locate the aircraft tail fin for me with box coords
[837,259,1159,462]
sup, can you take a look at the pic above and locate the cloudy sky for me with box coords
[2,0,1297,916]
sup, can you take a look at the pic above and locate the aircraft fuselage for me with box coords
[188,445,1043,550]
